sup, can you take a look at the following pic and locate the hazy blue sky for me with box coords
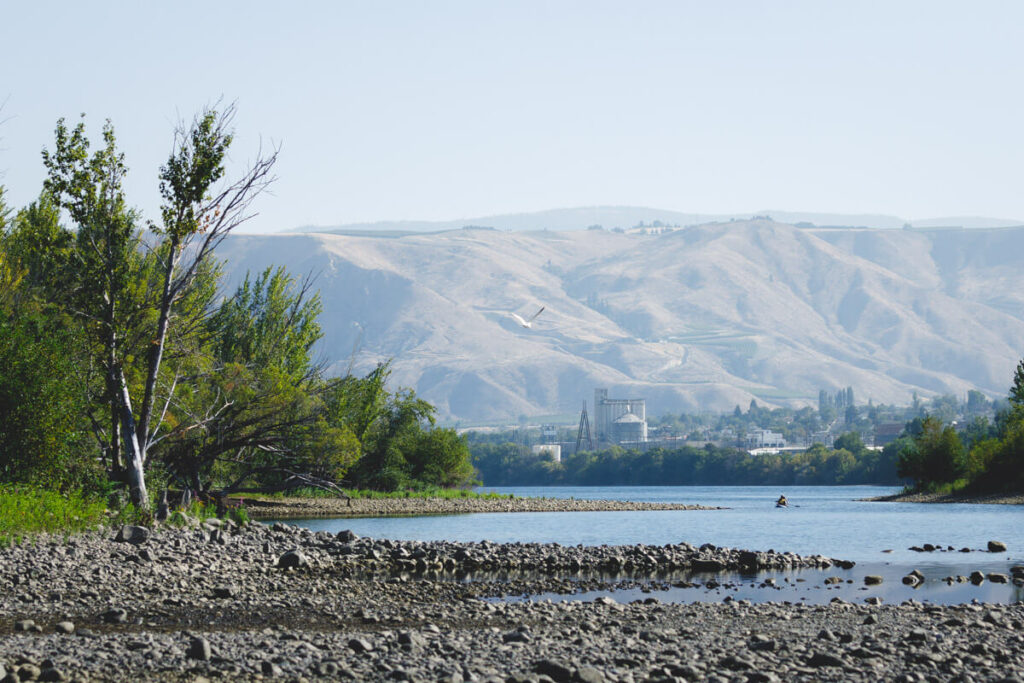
[2,1,1023,232]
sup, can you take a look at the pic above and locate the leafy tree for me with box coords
[41,108,277,509]
[833,431,866,456]
[966,389,989,415]
[897,416,965,488]
[0,310,100,490]
[161,266,325,494]
[1011,359,1024,407]
[42,116,148,502]
[403,428,476,488]
[3,192,72,297]
[0,185,10,233]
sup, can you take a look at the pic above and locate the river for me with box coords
[277,485,1024,605]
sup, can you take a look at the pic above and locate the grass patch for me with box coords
[0,485,106,546]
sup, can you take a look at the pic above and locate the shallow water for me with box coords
[275,485,1024,604]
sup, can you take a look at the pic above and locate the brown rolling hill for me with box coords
[216,220,1024,421]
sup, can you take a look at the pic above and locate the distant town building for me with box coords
[745,429,786,450]
[531,444,561,462]
[594,389,648,444]
[540,424,559,444]
[874,422,905,448]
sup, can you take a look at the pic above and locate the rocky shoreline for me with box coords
[1,520,1022,682]
[245,496,722,519]
[867,491,1024,505]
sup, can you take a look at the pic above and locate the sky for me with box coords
[2,1,1023,233]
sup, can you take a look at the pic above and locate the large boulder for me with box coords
[114,525,151,545]
[987,540,1008,553]
[275,549,309,569]
[186,636,211,661]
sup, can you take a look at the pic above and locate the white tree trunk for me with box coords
[118,372,149,510]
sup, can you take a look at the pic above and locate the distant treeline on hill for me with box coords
[471,434,901,487]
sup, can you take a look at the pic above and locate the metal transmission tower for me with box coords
[575,400,593,454]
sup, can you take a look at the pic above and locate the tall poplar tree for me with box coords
[43,106,277,510]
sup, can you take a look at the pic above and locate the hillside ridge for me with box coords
[216,220,1024,421]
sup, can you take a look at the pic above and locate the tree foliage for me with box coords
[0,107,476,509]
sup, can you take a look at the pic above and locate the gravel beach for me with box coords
[244,496,721,519]
[2,518,1023,681]
[866,491,1024,505]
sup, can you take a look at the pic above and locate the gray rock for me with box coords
[864,575,883,585]
[746,674,781,683]
[503,630,531,643]
[315,661,340,676]
[261,661,283,676]
[54,622,74,635]
[212,585,237,598]
[14,619,35,632]
[18,664,42,681]
[100,608,128,624]
[336,529,359,542]
[987,540,1008,552]
[987,572,1009,583]
[574,667,606,683]
[187,636,211,661]
[348,637,374,653]
[970,570,986,584]
[38,669,67,683]
[806,652,846,668]
[902,569,925,586]
[533,659,573,682]
[398,631,426,648]
[114,525,151,544]
[276,549,309,569]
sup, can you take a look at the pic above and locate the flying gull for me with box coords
[510,306,545,329]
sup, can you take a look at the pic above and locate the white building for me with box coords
[746,429,786,450]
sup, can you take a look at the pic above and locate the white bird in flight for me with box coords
[510,306,545,329]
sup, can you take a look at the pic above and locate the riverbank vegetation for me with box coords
[0,107,476,531]
[895,360,1024,495]
[0,485,107,546]
[472,432,901,486]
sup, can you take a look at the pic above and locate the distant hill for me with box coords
[289,206,1022,234]
[218,221,1024,421]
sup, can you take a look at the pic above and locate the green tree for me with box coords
[897,416,966,488]
[162,266,325,494]
[833,431,866,456]
[0,309,100,490]
[404,428,476,488]
[1011,359,1024,407]
[3,192,72,297]
[42,108,277,509]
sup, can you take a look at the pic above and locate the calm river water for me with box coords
[279,485,1024,605]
